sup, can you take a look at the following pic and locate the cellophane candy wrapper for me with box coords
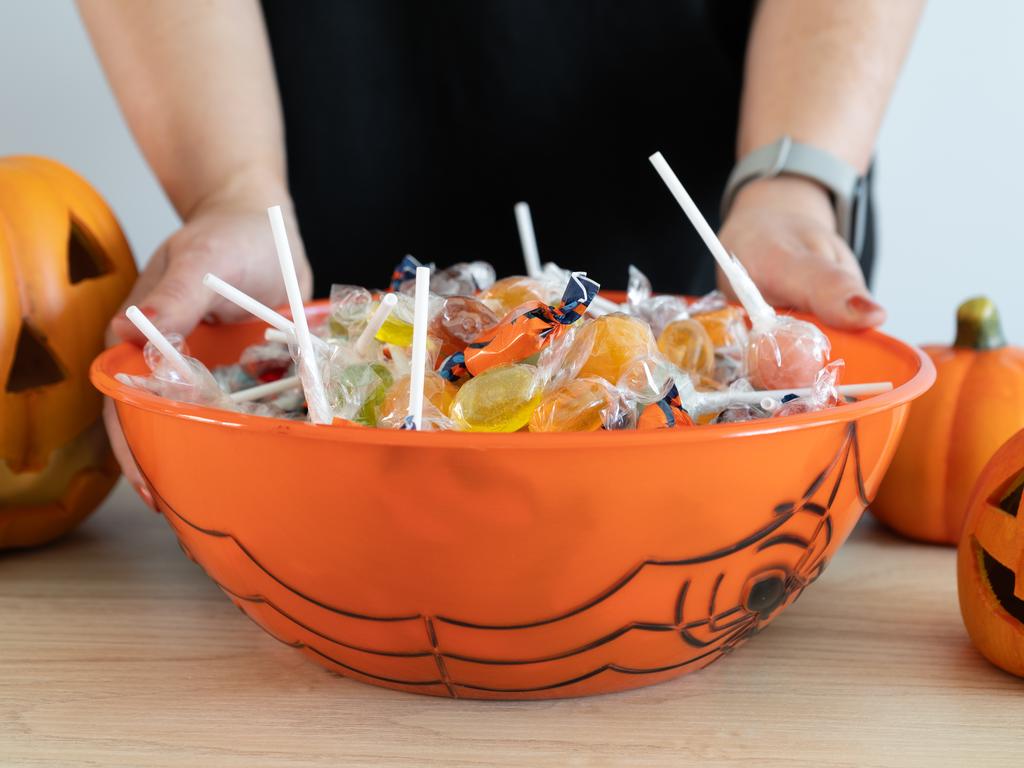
[450,363,544,432]
[747,315,831,390]
[773,360,844,418]
[626,265,689,337]
[213,363,256,394]
[431,261,496,296]
[529,376,636,432]
[322,342,394,426]
[536,322,594,392]
[239,341,293,383]
[616,354,677,405]
[711,378,775,423]
[573,313,657,385]
[121,335,231,409]
[379,372,456,431]
[478,275,547,315]
[328,284,374,339]
[431,296,500,360]
[657,318,716,381]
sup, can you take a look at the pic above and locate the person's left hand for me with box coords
[717,175,886,330]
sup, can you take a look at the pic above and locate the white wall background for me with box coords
[1,0,1021,346]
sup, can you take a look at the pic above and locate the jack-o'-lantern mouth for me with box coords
[975,539,1024,625]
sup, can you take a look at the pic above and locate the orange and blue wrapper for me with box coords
[638,383,695,429]
[440,273,600,382]
[389,255,426,292]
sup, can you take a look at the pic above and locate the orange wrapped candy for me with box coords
[657,319,715,378]
[478,276,547,316]
[575,314,657,384]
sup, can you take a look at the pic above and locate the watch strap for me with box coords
[722,137,867,253]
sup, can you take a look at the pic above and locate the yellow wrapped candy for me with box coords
[450,364,542,432]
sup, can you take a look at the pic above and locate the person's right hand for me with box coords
[104,188,310,507]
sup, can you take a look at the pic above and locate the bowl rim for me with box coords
[90,300,936,449]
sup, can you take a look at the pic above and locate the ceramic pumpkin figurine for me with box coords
[873,298,1024,544]
[958,428,1024,677]
[0,156,136,549]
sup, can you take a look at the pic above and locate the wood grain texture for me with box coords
[1,481,1021,768]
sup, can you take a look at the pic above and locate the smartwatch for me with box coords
[721,136,869,257]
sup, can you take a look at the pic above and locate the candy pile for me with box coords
[117,155,891,433]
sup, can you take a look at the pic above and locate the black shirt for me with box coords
[261,1,757,297]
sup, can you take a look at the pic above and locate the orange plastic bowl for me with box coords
[91,300,934,700]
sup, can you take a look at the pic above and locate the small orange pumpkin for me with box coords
[0,156,136,549]
[873,298,1024,544]
[958,428,1024,677]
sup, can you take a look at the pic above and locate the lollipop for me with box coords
[649,152,831,390]
[268,205,333,424]
[440,272,600,382]
[404,265,433,430]
[202,272,331,356]
[625,265,689,336]
[118,306,229,408]
[450,363,543,432]
[375,291,416,346]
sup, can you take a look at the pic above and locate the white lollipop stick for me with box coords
[406,266,431,430]
[514,202,543,279]
[229,374,301,403]
[203,273,330,355]
[649,151,776,330]
[354,293,398,357]
[124,305,196,384]
[264,328,290,345]
[268,205,333,425]
[681,380,893,418]
[723,381,893,406]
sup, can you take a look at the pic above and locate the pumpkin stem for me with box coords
[954,297,1006,350]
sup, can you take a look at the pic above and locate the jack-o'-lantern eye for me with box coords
[67,216,111,284]
[5,321,65,393]
[991,472,1023,518]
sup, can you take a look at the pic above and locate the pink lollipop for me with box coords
[649,152,830,389]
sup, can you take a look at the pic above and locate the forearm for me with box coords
[77,0,286,216]
[738,0,925,173]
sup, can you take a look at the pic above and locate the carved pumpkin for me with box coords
[873,298,1024,544]
[0,156,136,549]
[958,428,1024,677]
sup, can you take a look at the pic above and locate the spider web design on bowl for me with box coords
[132,422,867,698]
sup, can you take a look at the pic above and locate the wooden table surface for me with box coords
[2,481,1021,768]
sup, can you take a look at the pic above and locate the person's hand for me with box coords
[103,183,309,506]
[717,175,886,330]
